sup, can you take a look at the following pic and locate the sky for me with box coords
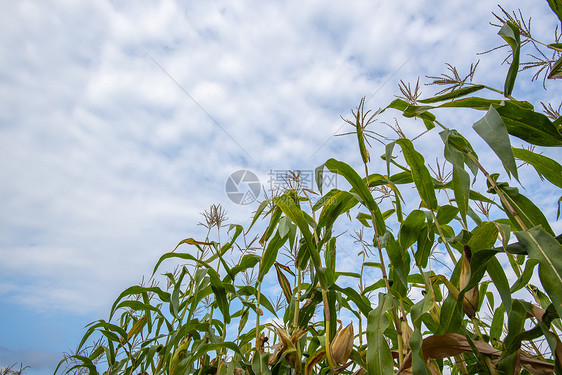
[1,0,561,374]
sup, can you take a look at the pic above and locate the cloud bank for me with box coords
[1,0,560,373]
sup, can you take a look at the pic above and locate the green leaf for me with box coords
[399,210,426,250]
[325,288,337,340]
[487,257,512,314]
[362,279,386,295]
[317,190,358,231]
[436,293,463,334]
[496,183,555,236]
[335,271,361,279]
[206,267,231,324]
[389,97,562,146]
[386,233,409,295]
[439,97,505,110]
[64,355,99,375]
[497,300,526,374]
[274,192,326,288]
[419,85,485,103]
[436,205,459,225]
[258,231,289,283]
[110,286,170,320]
[440,130,472,222]
[515,227,562,319]
[236,286,277,315]
[498,22,520,96]
[367,294,394,375]
[409,329,431,375]
[490,304,505,342]
[389,171,414,185]
[278,215,291,238]
[247,199,269,233]
[185,342,243,370]
[438,99,562,146]
[275,263,292,303]
[385,142,395,176]
[473,105,518,181]
[252,352,271,375]
[315,163,325,195]
[325,158,386,235]
[395,139,438,210]
[510,258,539,293]
[385,99,435,130]
[262,206,282,244]
[512,147,562,188]
[223,254,260,283]
[113,300,162,319]
[152,245,214,277]
[547,0,562,23]
[356,98,370,164]
[322,238,335,277]
[467,222,499,252]
[548,55,562,78]
[415,226,434,268]
[495,101,562,147]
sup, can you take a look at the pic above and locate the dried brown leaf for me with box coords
[398,333,555,374]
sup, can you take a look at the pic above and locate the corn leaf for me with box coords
[258,231,288,283]
[486,257,512,314]
[490,304,506,341]
[495,101,562,146]
[274,192,326,288]
[395,139,438,210]
[510,258,539,293]
[386,233,409,295]
[317,190,358,230]
[547,0,562,23]
[473,105,518,181]
[420,85,486,103]
[367,293,394,375]
[498,300,527,374]
[515,227,562,319]
[498,22,520,96]
[275,262,293,303]
[513,147,562,188]
[324,158,386,235]
[548,55,562,78]
[496,183,555,236]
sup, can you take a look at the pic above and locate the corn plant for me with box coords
[57,3,562,375]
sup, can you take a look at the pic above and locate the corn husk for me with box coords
[169,338,190,375]
[330,323,354,365]
[400,318,413,350]
[268,324,306,369]
[256,332,267,354]
[459,245,479,318]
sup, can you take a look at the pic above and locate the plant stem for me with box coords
[465,152,528,231]
[454,354,469,375]
[471,317,497,374]
[430,211,458,266]
[293,268,301,331]
[464,152,548,306]
[255,281,262,345]
[255,240,267,346]
[363,162,405,366]
[322,289,336,372]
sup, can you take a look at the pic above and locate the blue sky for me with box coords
[1,1,561,374]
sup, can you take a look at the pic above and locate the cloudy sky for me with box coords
[1,0,561,374]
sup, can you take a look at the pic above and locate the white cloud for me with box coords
[1,0,561,371]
